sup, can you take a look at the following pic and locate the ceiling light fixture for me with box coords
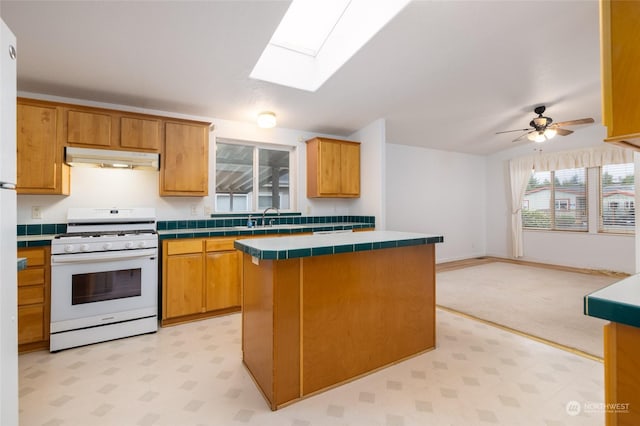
[543,128,557,139]
[257,111,277,128]
[526,128,558,143]
[527,131,546,143]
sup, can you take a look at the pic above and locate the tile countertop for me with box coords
[158,222,373,239]
[234,230,444,260]
[584,274,640,329]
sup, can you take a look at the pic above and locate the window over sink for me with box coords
[215,139,293,212]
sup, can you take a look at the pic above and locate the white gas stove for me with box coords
[50,207,159,352]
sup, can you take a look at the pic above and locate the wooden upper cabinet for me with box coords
[160,121,209,196]
[601,0,640,148]
[306,137,360,198]
[65,106,160,152]
[120,116,160,151]
[340,142,361,196]
[66,109,112,147]
[16,99,70,195]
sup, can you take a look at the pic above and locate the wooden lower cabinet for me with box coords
[205,250,241,311]
[164,251,204,319]
[162,237,240,326]
[603,322,640,426]
[17,246,50,353]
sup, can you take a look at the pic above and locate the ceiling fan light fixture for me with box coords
[533,117,548,127]
[544,128,557,139]
[257,111,277,128]
[527,131,547,143]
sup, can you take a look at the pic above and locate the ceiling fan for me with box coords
[496,105,595,143]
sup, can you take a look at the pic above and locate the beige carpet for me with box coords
[436,261,621,358]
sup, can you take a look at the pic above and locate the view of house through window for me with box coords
[522,168,587,231]
[215,141,291,212]
[601,163,635,233]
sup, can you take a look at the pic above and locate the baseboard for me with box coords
[437,256,630,278]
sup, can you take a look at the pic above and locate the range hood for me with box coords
[65,147,160,171]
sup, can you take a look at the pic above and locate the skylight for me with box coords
[270,0,350,57]
[250,0,411,92]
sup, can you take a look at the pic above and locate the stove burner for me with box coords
[55,230,157,239]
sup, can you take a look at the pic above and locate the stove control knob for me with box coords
[80,244,89,252]
[64,245,74,253]
[138,241,147,248]
[125,242,134,249]
[103,243,112,250]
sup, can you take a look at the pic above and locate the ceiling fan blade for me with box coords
[511,132,531,143]
[496,128,531,135]
[553,118,595,127]
[556,128,573,136]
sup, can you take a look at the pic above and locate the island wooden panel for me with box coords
[604,322,640,425]
[242,257,300,409]
[301,245,435,394]
[241,243,436,409]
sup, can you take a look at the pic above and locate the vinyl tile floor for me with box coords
[19,309,604,426]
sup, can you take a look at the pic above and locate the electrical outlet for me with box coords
[204,206,212,216]
[32,206,42,219]
[190,205,198,216]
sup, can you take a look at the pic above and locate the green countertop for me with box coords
[234,230,443,260]
[158,222,373,240]
[585,274,640,329]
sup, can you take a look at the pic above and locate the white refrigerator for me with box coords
[0,18,18,426]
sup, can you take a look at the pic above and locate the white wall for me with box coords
[16,93,370,223]
[349,119,386,228]
[385,143,487,263]
[485,124,635,274]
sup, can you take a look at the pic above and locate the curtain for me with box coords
[508,145,633,258]
[532,145,633,171]
[509,156,534,258]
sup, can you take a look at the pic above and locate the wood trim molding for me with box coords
[436,256,630,278]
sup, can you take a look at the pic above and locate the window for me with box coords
[215,140,292,212]
[522,168,587,231]
[600,163,635,233]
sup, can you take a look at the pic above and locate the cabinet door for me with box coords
[17,246,50,351]
[317,140,342,195]
[17,103,69,194]
[164,253,204,319]
[205,250,241,311]
[18,305,45,344]
[340,142,360,196]
[601,0,640,145]
[161,122,208,196]
[120,116,160,151]
[67,109,112,147]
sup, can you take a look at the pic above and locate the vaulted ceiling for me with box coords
[0,0,602,155]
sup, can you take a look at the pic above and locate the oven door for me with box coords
[50,249,158,332]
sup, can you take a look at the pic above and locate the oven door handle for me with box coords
[51,248,157,265]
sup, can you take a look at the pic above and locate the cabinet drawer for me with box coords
[205,238,236,252]
[18,286,44,305]
[20,248,45,267]
[18,305,45,344]
[165,239,203,255]
[18,268,45,287]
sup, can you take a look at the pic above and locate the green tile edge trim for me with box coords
[584,295,640,329]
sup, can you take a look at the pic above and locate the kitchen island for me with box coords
[234,230,443,410]
[585,276,640,425]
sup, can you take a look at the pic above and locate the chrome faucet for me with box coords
[262,207,280,227]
